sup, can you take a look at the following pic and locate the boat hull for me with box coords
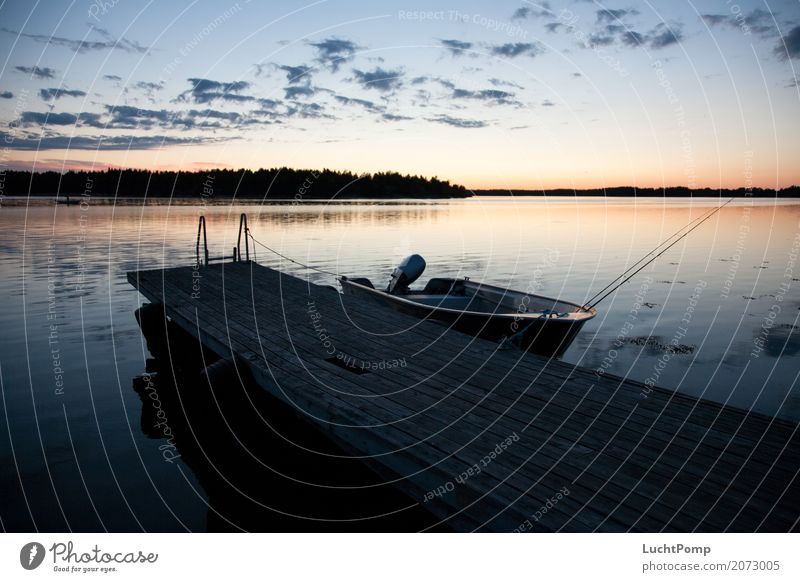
[340,278,593,358]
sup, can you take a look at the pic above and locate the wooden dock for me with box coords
[128,261,800,532]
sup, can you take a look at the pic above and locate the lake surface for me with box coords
[1,197,798,532]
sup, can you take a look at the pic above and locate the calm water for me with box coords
[1,197,798,532]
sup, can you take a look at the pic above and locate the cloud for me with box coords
[1,133,222,151]
[541,99,555,106]
[179,78,254,103]
[351,67,404,92]
[775,25,800,60]
[103,74,122,82]
[441,39,473,56]
[186,109,241,122]
[15,65,56,79]
[1,26,148,53]
[702,9,777,38]
[596,9,638,24]
[284,101,334,119]
[1,91,14,99]
[39,88,87,101]
[308,38,358,72]
[278,64,313,85]
[18,103,254,132]
[490,42,541,58]
[19,111,78,126]
[649,24,683,49]
[451,88,521,106]
[620,30,646,47]
[283,85,319,99]
[257,98,281,110]
[427,114,487,128]
[382,113,413,122]
[700,14,728,26]
[489,78,523,89]
[105,105,172,128]
[132,81,164,97]
[588,33,615,47]
[334,95,384,113]
[511,2,552,20]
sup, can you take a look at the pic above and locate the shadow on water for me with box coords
[132,304,445,532]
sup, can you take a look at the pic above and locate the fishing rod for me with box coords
[582,200,728,307]
[583,197,736,310]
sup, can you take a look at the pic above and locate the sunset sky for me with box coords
[1,0,798,190]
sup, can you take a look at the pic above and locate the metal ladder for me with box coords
[195,213,250,267]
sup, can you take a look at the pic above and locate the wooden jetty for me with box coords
[128,260,800,532]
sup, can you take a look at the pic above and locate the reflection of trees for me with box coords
[6,168,469,199]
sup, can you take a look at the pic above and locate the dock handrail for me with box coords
[237,213,250,263]
[196,216,209,266]
[196,215,235,266]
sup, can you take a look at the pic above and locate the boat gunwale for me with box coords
[339,277,597,322]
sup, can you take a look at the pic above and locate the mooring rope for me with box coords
[247,232,343,279]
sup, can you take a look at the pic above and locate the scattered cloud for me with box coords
[441,39,473,56]
[1,26,147,54]
[308,37,358,72]
[283,85,320,99]
[105,105,173,128]
[334,95,384,113]
[620,30,646,47]
[278,64,313,85]
[451,88,522,106]
[285,101,334,119]
[1,91,14,99]
[596,9,639,24]
[649,24,683,49]
[382,113,413,122]
[775,25,800,60]
[541,99,555,106]
[700,14,728,26]
[511,2,552,20]
[1,133,222,151]
[351,67,404,92]
[39,88,87,101]
[488,78,523,89]
[20,111,79,125]
[490,42,541,58]
[427,114,487,128]
[179,78,254,103]
[15,65,56,79]
[702,9,778,38]
[132,81,165,97]
[103,74,122,82]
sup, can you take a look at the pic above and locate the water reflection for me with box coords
[1,196,798,532]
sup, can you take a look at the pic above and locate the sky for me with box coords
[0,0,798,190]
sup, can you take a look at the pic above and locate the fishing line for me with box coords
[583,197,736,309]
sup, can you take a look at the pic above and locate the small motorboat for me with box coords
[340,255,596,358]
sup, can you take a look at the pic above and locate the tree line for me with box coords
[1,167,470,199]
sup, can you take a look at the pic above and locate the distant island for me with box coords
[475,186,800,198]
[2,168,797,199]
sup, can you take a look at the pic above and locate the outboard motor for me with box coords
[387,254,426,294]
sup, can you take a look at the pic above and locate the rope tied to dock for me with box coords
[247,232,343,279]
